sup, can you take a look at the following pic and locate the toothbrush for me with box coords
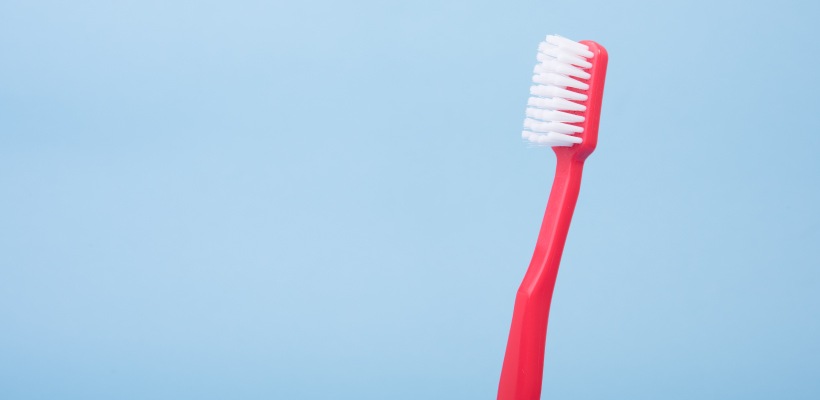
[497,35,608,400]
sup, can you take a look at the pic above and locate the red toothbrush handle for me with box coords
[497,153,585,400]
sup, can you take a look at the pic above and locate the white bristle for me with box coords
[532,58,589,79]
[545,35,594,58]
[533,73,589,90]
[533,59,590,80]
[530,85,587,102]
[522,131,583,146]
[537,42,592,69]
[522,35,592,147]
[524,118,583,134]
[526,108,585,123]
[527,97,586,112]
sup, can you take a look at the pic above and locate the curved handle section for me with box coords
[497,154,585,400]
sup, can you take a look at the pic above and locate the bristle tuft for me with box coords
[522,35,592,147]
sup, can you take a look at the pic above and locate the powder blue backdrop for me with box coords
[1,1,818,399]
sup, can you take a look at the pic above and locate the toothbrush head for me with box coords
[522,35,608,160]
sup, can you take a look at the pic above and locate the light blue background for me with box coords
[2,0,819,399]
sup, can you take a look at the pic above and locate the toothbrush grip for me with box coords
[498,153,585,400]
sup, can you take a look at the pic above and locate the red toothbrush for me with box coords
[498,35,608,400]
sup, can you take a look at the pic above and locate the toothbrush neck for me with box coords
[496,153,588,400]
[531,153,585,284]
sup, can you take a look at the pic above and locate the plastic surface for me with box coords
[498,40,608,400]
